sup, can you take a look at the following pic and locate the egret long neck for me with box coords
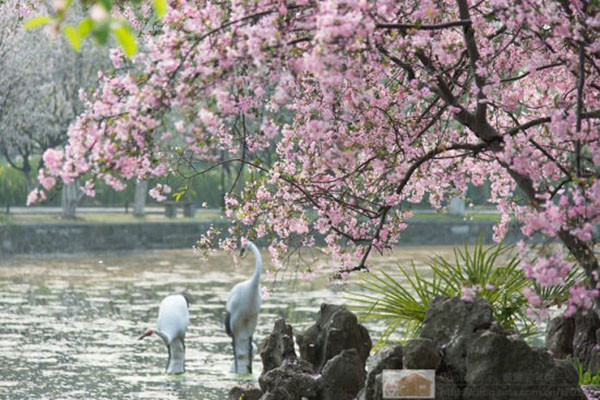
[248,242,262,286]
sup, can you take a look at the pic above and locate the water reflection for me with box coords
[0,247,452,399]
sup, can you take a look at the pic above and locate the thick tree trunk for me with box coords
[61,181,81,218]
[448,197,466,216]
[23,172,35,200]
[133,180,148,217]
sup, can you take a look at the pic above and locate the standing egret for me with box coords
[225,240,262,374]
[139,292,190,374]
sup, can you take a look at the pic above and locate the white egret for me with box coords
[225,240,262,374]
[139,292,190,374]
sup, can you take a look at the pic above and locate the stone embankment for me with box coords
[1,219,522,255]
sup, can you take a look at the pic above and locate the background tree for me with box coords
[0,0,37,187]
[133,180,148,216]
[32,0,600,313]
[0,0,109,216]
[23,0,166,57]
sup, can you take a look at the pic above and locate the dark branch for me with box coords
[375,20,471,31]
[504,110,600,137]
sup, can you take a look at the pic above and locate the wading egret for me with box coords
[225,240,262,374]
[139,292,190,374]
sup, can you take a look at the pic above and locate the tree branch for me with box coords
[456,0,486,121]
[504,110,600,137]
[345,141,491,274]
[375,19,471,31]
[576,42,585,178]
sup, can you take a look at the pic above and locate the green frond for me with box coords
[347,238,575,349]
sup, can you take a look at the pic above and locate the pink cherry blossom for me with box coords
[148,183,172,202]
[461,286,476,302]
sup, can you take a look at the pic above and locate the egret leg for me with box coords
[232,338,238,373]
[166,343,172,373]
[182,339,186,373]
[248,336,253,374]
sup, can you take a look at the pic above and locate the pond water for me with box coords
[0,247,454,399]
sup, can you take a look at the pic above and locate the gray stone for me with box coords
[574,310,600,373]
[420,296,493,382]
[258,359,317,400]
[296,304,372,373]
[355,387,366,400]
[462,331,586,400]
[434,375,461,400]
[358,373,383,400]
[259,318,297,373]
[403,338,441,370]
[582,384,600,400]
[546,315,575,359]
[371,373,383,400]
[229,385,262,400]
[317,349,365,400]
[364,345,403,400]
[364,370,459,400]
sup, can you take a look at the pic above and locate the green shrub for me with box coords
[0,163,31,207]
[0,158,241,208]
[347,239,581,349]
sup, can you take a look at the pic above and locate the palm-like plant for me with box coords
[347,239,581,349]
[429,239,530,333]
[348,262,448,344]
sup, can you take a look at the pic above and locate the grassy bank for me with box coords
[1,211,222,224]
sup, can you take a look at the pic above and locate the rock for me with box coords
[574,310,600,373]
[259,318,297,373]
[403,338,441,370]
[546,315,575,359]
[363,369,458,400]
[229,385,262,400]
[364,345,403,400]
[462,330,586,400]
[358,374,383,400]
[296,303,372,372]
[420,296,493,382]
[371,373,383,400]
[317,349,366,400]
[355,387,366,400]
[361,343,454,400]
[434,376,461,400]
[258,359,318,400]
[582,384,600,400]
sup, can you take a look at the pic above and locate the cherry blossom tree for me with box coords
[32,0,600,311]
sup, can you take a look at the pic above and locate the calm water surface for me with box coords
[0,247,454,399]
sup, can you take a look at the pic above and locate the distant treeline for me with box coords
[0,158,493,209]
[0,158,236,209]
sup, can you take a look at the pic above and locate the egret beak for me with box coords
[138,329,154,340]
